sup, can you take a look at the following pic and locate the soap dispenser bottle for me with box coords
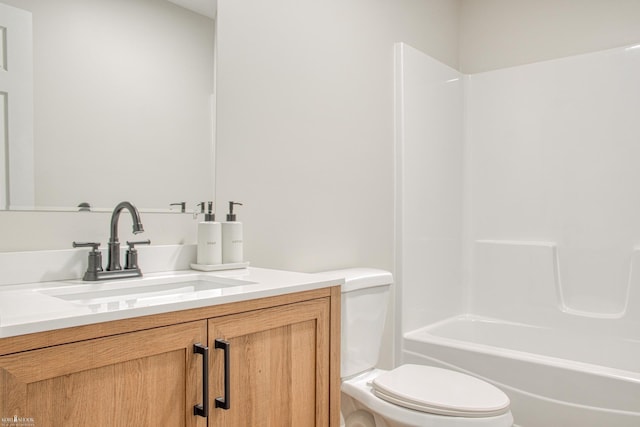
[222,201,243,264]
[197,201,222,265]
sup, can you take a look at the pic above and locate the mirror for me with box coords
[0,0,216,212]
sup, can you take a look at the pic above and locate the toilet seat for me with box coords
[342,368,513,427]
[371,365,510,418]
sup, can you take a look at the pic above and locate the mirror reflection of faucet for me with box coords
[169,202,186,213]
[73,201,150,281]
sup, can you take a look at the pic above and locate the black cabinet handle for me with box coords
[215,339,231,410]
[193,343,209,417]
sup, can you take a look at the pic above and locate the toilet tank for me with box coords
[319,268,393,379]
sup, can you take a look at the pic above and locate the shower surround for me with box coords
[394,42,640,427]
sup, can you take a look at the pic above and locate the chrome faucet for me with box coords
[108,201,145,271]
[73,201,150,281]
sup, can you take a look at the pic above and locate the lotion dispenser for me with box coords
[222,201,243,264]
[197,201,222,265]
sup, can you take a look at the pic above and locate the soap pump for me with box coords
[196,201,222,265]
[222,201,243,264]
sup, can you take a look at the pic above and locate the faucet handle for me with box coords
[125,240,151,270]
[126,240,151,250]
[170,202,186,213]
[73,241,101,252]
[73,242,103,279]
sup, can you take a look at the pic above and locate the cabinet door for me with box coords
[208,298,330,427]
[0,321,207,427]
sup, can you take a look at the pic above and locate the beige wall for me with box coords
[460,0,640,73]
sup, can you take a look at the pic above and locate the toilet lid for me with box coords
[371,365,510,418]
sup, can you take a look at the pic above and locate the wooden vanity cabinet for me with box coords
[0,287,340,427]
[0,321,207,427]
[208,298,330,427]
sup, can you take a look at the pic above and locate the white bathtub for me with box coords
[402,315,640,427]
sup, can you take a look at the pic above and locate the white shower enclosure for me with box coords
[394,42,640,427]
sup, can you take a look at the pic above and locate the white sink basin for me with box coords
[39,275,256,310]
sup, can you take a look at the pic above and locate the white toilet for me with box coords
[321,268,513,427]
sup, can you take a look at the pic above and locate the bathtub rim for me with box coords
[402,348,640,424]
[403,314,640,385]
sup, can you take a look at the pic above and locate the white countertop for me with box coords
[0,267,343,338]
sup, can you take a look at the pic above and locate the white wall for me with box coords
[215,0,460,272]
[0,209,198,252]
[459,0,640,73]
[395,43,465,335]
